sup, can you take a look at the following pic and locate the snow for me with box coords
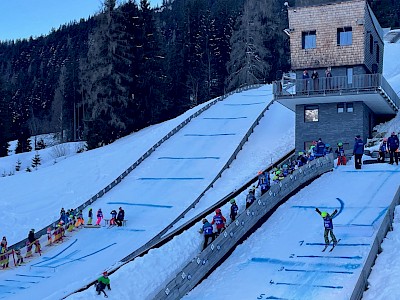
[0,37,399,300]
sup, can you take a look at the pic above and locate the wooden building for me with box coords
[274,0,399,152]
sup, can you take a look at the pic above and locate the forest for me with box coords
[0,0,397,154]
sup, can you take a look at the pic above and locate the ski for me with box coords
[322,244,329,252]
[329,239,341,252]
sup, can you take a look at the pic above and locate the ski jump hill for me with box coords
[0,84,281,299]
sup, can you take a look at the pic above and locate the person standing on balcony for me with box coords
[353,135,364,169]
[311,70,319,92]
[325,67,332,90]
[302,70,309,93]
[387,132,399,165]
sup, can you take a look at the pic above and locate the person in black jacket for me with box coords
[115,207,125,227]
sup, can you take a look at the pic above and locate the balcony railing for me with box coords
[273,73,399,111]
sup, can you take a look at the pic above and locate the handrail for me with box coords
[273,73,400,110]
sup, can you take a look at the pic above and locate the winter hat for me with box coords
[230,198,236,204]
[321,212,328,218]
[103,271,108,276]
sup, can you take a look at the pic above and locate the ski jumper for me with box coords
[316,208,338,245]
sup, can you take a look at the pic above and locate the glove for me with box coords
[333,209,338,214]
[107,284,111,290]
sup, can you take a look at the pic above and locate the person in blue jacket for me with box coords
[377,138,388,163]
[315,208,338,246]
[200,218,215,250]
[387,132,399,165]
[353,135,364,169]
[229,198,239,222]
[315,138,326,158]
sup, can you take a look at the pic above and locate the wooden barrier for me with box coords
[153,154,334,299]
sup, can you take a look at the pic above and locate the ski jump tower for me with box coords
[273,0,399,152]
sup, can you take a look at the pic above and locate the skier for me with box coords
[110,210,117,226]
[335,142,347,165]
[211,208,226,236]
[245,189,256,209]
[199,218,215,250]
[353,135,364,169]
[116,207,125,227]
[377,138,388,163]
[256,171,270,196]
[87,208,93,225]
[96,209,103,226]
[315,208,338,250]
[96,271,111,297]
[229,198,239,222]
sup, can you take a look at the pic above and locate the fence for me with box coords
[153,154,334,299]
[273,73,400,112]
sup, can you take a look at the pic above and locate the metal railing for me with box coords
[273,73,400,111]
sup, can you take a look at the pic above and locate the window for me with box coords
[346,102,354,113]
[302,31,316,49]
[376,44,380,63]
[304,105,319,122]
[369,34,373,54]
[337,27,352,46]
[337,103,344,113]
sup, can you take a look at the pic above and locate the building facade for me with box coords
[274,0,399,152]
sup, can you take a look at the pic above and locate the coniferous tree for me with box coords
[225,0,271,92]
[31,152,41,170]
[0,78,10,157]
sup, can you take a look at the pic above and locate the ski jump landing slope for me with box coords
[0,86,273,300]
[184,163,400,300]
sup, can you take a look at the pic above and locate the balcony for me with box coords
[273,73,399,115]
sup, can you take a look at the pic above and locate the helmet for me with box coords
[337,142,343,146]
[202,218,208,223]
[103,271,108,276]
[258,171,263,175]
[298,151,304,155]
[283,164,288,168]
[230,198,236,204]
[325,143,330,147]
[383,138,388,142]
[215,208,221,214]
[321,211,328,218]
[392,132,396,136]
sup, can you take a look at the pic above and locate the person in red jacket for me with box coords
[211,208,226,236]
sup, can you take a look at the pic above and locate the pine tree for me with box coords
[0,78,10,157]
[225,0,272,92]
[31,152,41,170]
[15,159,22,172]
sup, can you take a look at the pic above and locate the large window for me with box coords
[302,31,316,49]
[337,27,352,46]
[304,105,319,122]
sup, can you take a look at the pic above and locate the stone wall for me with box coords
[294,101,372,151]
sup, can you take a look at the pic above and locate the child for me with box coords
[47,227,53,246]
[87,208,93,225]
[211,208,226,236]
[110,209,117,226]
[229,198,238,222]
[378,138,388,163]
[335,142,347,165]
[245,189,256,209]
[96,209,103,226]
[96,271,111,297]
[199,218,215,250]
[15,248,23,265]
[315,208,338,248]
